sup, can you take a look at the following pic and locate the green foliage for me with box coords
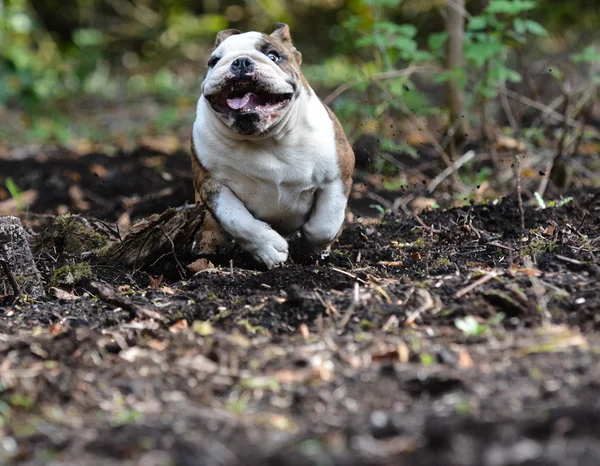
[455,313,505,336]
[5,177,23,209]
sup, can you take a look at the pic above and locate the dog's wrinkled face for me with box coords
[202,23,304,136]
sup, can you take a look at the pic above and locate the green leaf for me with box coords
[523,20,547,36]
[572,46,600,64]
[427,32,448,53]
[455,316,487,336]
[486,0,537,15]
[364,0,401,6]
[513,18,526,35]
[468,16,488,31]
[355,36,378,48]
[465,40,505,66]
[392,36,418,58]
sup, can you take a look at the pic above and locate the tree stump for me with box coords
[0,216,45,298]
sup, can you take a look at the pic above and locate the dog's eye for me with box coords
[207,55,220,68]
[267,51,281,62]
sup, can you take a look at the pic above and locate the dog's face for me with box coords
[202,23,304,136]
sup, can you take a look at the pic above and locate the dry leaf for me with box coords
[50,287,79,301]
[169,319,189,334]
[299,323,310,339]
[457,349,474,368]
[147,339,168,351]
[513,267,542,276]
[89,163,107,178]
[541,225,556,236]
[160,286,177,295]
[378,261,404,268]
[187,258,214,273]
[68,185,90,210]
[148,275,164,289]
[50,322,68,335]
[496,134,525,151]
[138,135,182,153]
[193,321,213,336]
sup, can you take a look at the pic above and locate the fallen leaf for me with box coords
[193,321,213,336]
[378,260,404,267]
[50,322,68,335]
[496,134,525,151]
[148,275,164,289]
[411,197,437,213]
[68,185,90,210]
[513,267,542,276]
[299,323,310,339]
[187,258,215,273]
[138,135,182,153]
[147,339,168,351]
[457,349,474,368]
[169,319,189,333]
[541,225,556,236]
[160,286,177,295]
[50,287,79,301]
[89,163,107,178]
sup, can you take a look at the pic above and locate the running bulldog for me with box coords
[191,23,354,268]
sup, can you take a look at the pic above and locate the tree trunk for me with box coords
[445,0,469,153]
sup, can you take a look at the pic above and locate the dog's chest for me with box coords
[213,146,334,233]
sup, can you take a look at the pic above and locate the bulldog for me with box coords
[191,22,354,268]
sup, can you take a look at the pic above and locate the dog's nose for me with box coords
[230,56,255,76]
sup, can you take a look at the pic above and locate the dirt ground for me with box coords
[1,146,600,466]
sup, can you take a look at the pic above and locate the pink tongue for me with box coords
[227,92,254,110]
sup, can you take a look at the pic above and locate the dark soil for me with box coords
[1,147,600,466]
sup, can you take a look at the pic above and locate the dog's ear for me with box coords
[270,22,292,43]
[270,22,302,65]
[215,29,241,47]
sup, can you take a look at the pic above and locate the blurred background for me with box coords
[0,0,599,221]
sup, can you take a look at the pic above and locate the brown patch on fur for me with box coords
[323,104,355,197]
[215,29,241,47]
[253,23,311,93]
[190,139,228,254]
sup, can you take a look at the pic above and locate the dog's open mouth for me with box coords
[206,81,292,116]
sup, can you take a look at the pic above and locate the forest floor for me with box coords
[0,142,600,466]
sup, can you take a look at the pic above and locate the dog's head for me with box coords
[202,23,305,136]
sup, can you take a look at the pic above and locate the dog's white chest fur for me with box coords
[193,92,339,234]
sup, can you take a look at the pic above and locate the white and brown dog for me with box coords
[191,23,354,268]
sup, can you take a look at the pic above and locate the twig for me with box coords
[330,267,367,284]
[487,242,516,252]
[91,281,167,322]
[514,151,525,237]
[160,226,185,280]
[501,88,600,139]
[339,282,360,330]
[455,271,500,298]
[0,259,20,297]
[427,150,476,193]
[555,255,584,266]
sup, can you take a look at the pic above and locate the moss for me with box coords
[50,262,92,287]
[432,256,452,269]
[53,215,111,257]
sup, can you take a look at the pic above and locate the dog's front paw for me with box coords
[244,227,289,268]
[302,221,339,247]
